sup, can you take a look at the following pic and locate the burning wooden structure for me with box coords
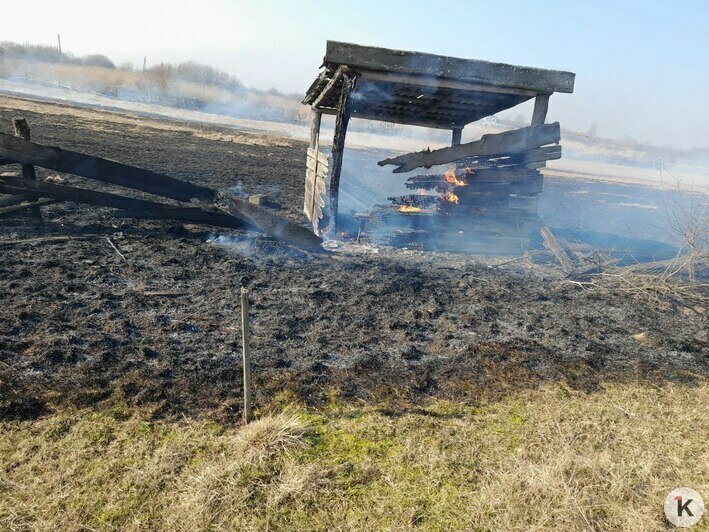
[302,41,575,252]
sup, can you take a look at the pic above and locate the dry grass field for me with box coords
[1,383,706,531]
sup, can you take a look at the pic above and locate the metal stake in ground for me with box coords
[240,276,253,423]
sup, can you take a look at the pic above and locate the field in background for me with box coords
[2,52,708,192]
[1,383,706,531]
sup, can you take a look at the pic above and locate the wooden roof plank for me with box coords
[326,41,575,94]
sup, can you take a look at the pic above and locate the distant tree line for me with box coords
[0,41,115,69]
[0,41,246,92]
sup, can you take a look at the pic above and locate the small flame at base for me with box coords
[443,168,466,187]
[398,205,424,213]
[441,190,459,204]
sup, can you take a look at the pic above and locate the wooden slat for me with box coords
[307,148,329,167]
[379,123,561,173]
[325,41,576,94]
[304,149,328,232]
[0,133,215,202]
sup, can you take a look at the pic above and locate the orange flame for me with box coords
[441,190,459,204]
[443,168,466,187]
[398,205,424,213]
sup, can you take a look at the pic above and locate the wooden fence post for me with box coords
[12,118,41,221]
[240,276,253,423]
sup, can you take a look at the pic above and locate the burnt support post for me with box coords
[328,72,357,234]
[309,110,322,151]
[451,127,463,146]
[12,118,41,221]
[531,94,550,125]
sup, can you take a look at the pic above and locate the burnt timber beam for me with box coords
[325,41,576,94]
[379,122,561,173]
[327,72,356,233]
[0,132,215,202]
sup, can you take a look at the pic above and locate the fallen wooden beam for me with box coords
[0,235,98,247]
[0,138,326,251]
[0,176,248,229]
[217,192,324,252]
[379,123,561,173]
[0,132,215,202]
[0,199,58,216]
[0,194,33,208]
[112,206,247,229]
[459,145,561,169]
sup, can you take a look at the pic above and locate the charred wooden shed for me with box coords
[302,41,575,251]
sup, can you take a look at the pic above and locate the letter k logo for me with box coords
[675,495,694,517]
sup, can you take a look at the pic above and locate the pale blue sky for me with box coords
[3,0,708,147]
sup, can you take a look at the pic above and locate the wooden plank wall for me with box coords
[304,148,329,234]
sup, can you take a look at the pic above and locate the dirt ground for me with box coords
[0,95,706,422]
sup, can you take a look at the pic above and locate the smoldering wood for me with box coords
[216,192,324,252]
[379,122,561,173]
[0,132,215,202]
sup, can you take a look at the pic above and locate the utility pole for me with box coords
[142,56,147,72]
[57,34,62,55]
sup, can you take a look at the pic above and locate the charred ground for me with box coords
[0,96,706,422]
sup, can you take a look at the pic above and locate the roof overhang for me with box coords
[303,41,576,129]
